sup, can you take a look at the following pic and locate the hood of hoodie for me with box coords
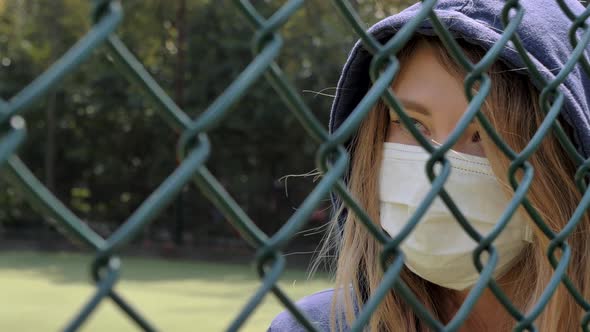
[328,0,590,223]
[330,0,590,154]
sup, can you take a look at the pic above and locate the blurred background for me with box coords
[0,0,412,331]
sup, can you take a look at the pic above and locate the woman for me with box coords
[270,0,590,331]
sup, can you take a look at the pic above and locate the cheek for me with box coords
[461,144,486,157]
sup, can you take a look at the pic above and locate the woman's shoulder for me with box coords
[268,288,344,332]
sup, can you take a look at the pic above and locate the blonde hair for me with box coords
[314,36,590,331]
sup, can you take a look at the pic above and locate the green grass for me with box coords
[0,250,332,332]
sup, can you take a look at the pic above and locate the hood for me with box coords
[328,0,590,223]
[330,0,590,153]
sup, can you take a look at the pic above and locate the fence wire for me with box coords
[2,0,590,331]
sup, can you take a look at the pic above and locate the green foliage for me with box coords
[0,0,414,240]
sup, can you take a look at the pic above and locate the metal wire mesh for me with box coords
[2,0,590,331]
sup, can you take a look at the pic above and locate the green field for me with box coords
[0,251,332,332]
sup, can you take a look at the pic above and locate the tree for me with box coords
[0,0,417,248]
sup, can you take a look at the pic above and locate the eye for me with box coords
[391,118,430,136]
[471,131,481,143]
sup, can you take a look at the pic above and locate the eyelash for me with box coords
[391,118,481,143]
[392,118,426,129]
[391,118,429,136]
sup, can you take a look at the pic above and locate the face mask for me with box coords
[379,143,533,291]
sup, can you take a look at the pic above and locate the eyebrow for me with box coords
[397,98,430,116]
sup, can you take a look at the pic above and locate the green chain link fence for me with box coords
[2,0,590,331]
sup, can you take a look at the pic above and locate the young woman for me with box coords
[270,0,590,331]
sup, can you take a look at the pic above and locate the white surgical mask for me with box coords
[379,142,533,291]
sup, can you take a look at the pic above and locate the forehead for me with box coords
[392,41,468,115]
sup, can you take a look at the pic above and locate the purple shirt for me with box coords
[268,288,350,331]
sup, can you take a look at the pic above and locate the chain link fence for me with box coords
[2,0,590,331]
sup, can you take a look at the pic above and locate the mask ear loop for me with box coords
[523,223,534,243]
